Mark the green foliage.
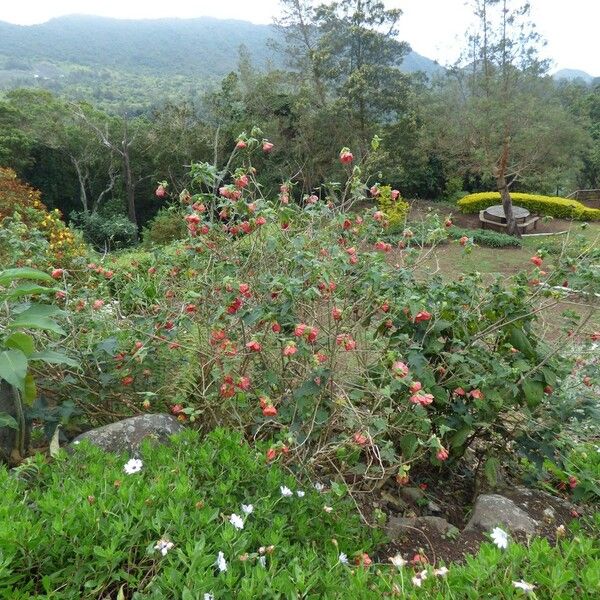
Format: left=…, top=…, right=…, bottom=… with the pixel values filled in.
left=0, top=267, right=77, bottom=459
left=0, top=428, right=382, bottom=598
left=1, top=429, right=599, bottom=598
left=142, top=207, right=188, bottom=247
left=449, top=226, right=523, bottom=248
left=443, top=176, right=468, bottom=203
left=458, top=192, right=600, bottom=221
left=376, top=185, right=409, bottom=227
left=71, top=207, right=138, bottom=250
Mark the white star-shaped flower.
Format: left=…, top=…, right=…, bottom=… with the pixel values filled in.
left=339, top=553, right=349, bottom=564
left=513, top=580, right=536, bottom=594
left=229, top=514, right=244, bottom=530
left=153, top=539, right=174, bottom=556
left=389, top=553, right=407, bottom=568
left=491, top=527, right=509, bottom=549
left=296, top=490, right=305, bottom=498
left=123, top=458, right=143, bottom=475
left=434, top=567, right=449, bottom=577
left=314, top=482, right=325, bottom=492
left=280, top=486, right=293, bottom=497
left=241, top=504, right=254, bottom=515
left=216, top=551, right=227, bottom=572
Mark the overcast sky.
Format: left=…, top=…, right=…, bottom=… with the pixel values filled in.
left=1, top=0, right=598, bottom=75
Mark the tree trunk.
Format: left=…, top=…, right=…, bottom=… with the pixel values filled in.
left=495, top=137, right=520, bottom=237
left=122, top=146, right=139, bottom=242
left=71, top=156, right=88, bottom=213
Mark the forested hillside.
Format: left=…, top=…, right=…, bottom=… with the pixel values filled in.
left=0, top=15, right=443, bottom=112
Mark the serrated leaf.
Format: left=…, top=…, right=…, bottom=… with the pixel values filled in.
left=484, top=456, right=501, bottom=487
left=399, top=433, right=418, bottom=458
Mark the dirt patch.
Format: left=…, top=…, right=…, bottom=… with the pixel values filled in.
left=362, top=474, right=583, bottom=565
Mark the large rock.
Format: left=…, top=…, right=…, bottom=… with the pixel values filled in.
left=465, top=493, right=538, bottom=535
left=71, top=414, right=185, bottom=454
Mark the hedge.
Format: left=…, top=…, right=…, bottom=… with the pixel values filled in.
left=457, top=192, right=600, bottom=221
left=449, top=226, right=522, bottom=248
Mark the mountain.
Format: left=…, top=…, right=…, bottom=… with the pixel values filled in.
left=553, top=69, right=595, bottom=84
left=0, top=15, right=443, bottom=111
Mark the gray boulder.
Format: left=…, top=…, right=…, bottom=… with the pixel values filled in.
left=465, top=493, right=538, bottom=535
left=71, top=414, right=184, bottom=454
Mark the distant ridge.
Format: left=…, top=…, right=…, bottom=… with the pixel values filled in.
left=0, top=14, right=443, bottom=79
left=553, top=69, right=595, bottom=84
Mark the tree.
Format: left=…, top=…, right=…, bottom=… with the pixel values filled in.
left=313, top=0, right=410, bottom=152
left=427, top=0, right=586, bottom=235
left=5, top=89, right=117, bottom=214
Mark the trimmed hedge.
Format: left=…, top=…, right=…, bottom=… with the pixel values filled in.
left=457, top=192, right=600, bottom=221
left=449, top=226, right=522, bottom=248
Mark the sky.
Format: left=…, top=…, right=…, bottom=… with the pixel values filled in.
left=1, top=0, right=598, bottom=75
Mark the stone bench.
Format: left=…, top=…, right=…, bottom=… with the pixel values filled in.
left=479, top=210, right=540, bottom=233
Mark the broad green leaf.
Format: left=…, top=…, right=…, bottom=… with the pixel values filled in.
left=399, top=433, right=418, bottom=459
left=523, top=379, right=544, bottom=408
left=0, top=268, right=54, bottom=285
left=22, top=373, right=37, bottom=405
left=29, top=350, right=79, bottom=368
left=484, top=456, right=501, bottom=487
left=0, top=412, right=18, bottom=429
left=10, top=306, right=66, bottom=335
left=508, top=326, right=535, bottom=358
left=0, top=349, right=28, bottom=390
left=12, top=304, right=64, bottom=319
left=10, top=317, right=66, bottom=336
left=2, top=282, right=58, bottom=300
left=4, top=332, right=35, bottom=356
left=450, top=425, right=472, bottom=449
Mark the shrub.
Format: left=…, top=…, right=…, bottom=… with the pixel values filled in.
left=71, top=208, right=138, bottom=250
left=376, top=185, right=409, bottom=228
left=0, top=167, right=86, bottom=267
left=457, top=192, right=600, bottom=221
left=443, top=176, right=468, bottom=203
left=449, top=226, right=522, bottom=248
left=142, top=206, right=187, bottom=247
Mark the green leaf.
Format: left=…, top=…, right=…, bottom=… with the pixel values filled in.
left=4, top=332, right=35, bottom=356
left=0, top=349, right=28, bottom=390
left=23, top=373, right=37, bottom=405
left=0, top=268, right=54, bottom=286
left=484, top=456, right=501, bottom=487
left=450, top=425, right=472, bottom=449
left=2, top=282, right=57, bottom=300
left=399, top=433, right=418, bottom=459
left=10, top=305, right=66, bottom=335
left=523, top=379, right=544, bottom=408
left=29, top=350, right=79, bottom=368
left=0, top=412, right=18, bottom=429
left=508, top=326, right=535, bottom=358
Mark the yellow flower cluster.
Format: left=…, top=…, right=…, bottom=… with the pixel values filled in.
left=1, top=167, right=87, bottom=262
